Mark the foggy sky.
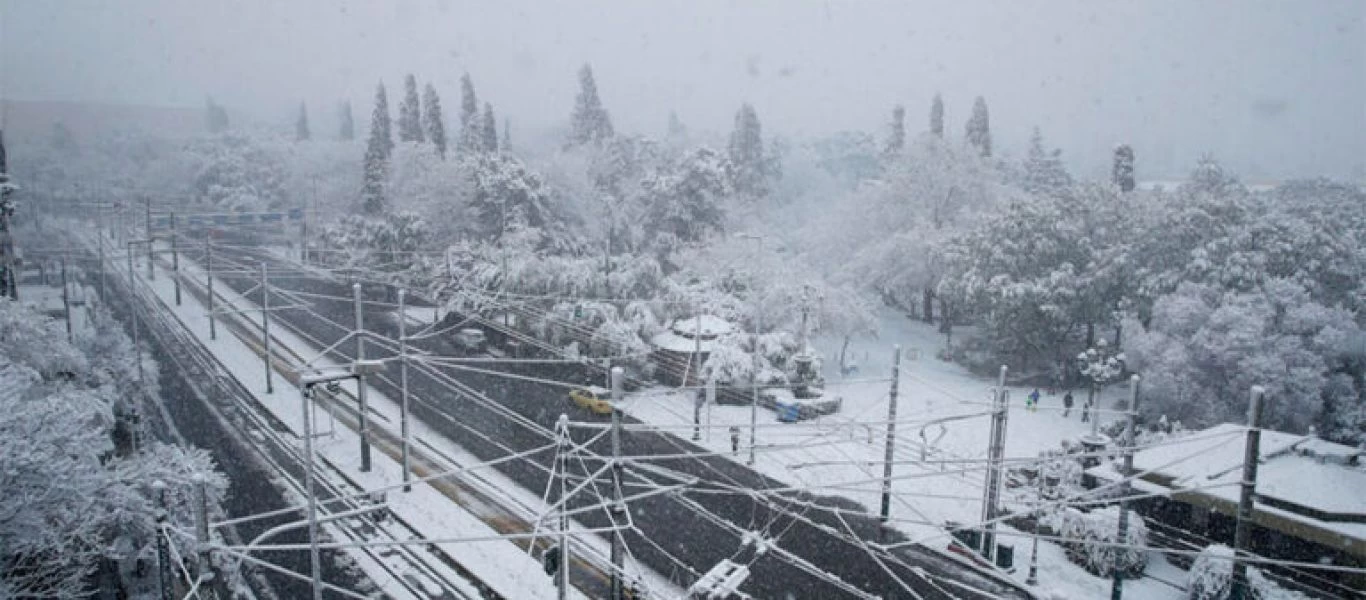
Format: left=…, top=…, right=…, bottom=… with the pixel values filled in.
left=3, top=0, right=1363, bottom=180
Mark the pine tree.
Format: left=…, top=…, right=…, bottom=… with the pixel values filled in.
left=501, top=118, right=511, bottom=153
left=398, top=74, right=424, bottom=143
left=205, top=97, right=229, bottom=133
left=728, top=103, right=768, bottom=197
left=930, top=93, right=944, bottom=138
left=965, top=96, right=991, bottom=157
left=667, top=111, right=686, bottom=140
left=422, top=83, right=446, bottom=158
left=569, top=63, right=614, bottom=145
left=481, top=102, right=498, bottom=153
left=295, top=102, right=310, bottom=141
left=362, top=84, right=391, bottom=214
left=884, top=104, right=906, bottom=156
left=457, top=73, right=481, bottom=154
left=339, top=100, right=355, bottom=141
left=1113, top=144, right=1136, bottom=192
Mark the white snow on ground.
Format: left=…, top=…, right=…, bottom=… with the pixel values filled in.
left=622, top=306, right=1185, bottom=600
left=122, top=242, right=685, bottom=600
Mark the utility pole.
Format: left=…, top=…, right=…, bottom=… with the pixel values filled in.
left=1231, top=386, right=1266, bottom=600
left=354, top=282, right=372, bottom=472
left=609, top=367, right=626, bottom=600
left=152, top=480, right=172, bottom=600
left=145, top=197, right=154, bottom=280
left=979, top=365, right=1009, bottom=562
left=879, top=345, right=902, bottom=537
left=261, top=262, right=273, bottom=394
left=97, top=202, right=106, bottom=300
left=556, top=413, right=572, bottom=600
left=171, top=212, right=180, bottom=306
left=398, top=289, right=412, bottom=492
left=693, top=313, right=703, bottom=441
left=0, top=128, right=14, bottom=301
left=127, top=242, right=144, bottom=385
left=192, top=473, right=212, bottom=588
left=1111, top=374, right=1141, bottom=600
left=60, top=258, right=73, bottom=342
left=300, top=384, right=324, bottom=600
left=741, top=233, right=763, bottom=466
left=206, top=239, right=216, bottom=340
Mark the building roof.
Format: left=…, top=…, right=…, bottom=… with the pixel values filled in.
left=1088, top=423, right=1366, bottom=557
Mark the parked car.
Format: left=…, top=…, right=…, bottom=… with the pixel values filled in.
left=453, top=328, right=487, bottom=352
left=569, top=385, right=613, bottom=415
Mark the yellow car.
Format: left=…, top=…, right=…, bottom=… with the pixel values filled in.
left=569, top=386, right=613, bottom=415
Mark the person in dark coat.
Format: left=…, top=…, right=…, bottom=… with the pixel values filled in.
left=1063, top=391, right=1074, bottom=418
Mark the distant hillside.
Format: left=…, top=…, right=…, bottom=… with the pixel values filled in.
left=0, top=98, right=203, bottom=143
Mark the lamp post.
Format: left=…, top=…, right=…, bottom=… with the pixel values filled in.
left=738, top=233, right=763, bottom=466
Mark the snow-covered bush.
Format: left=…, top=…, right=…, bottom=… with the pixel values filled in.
left=1043, top=505, right=1149, bottom=577
left=1187, top=544, right=1312, bottom=600
left=185, top=133, right=288, bottom=211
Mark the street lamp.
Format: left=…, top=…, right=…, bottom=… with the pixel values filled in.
left=738, top=233, right=763, bottom=466
left=297, top=360, right=385, bottom=600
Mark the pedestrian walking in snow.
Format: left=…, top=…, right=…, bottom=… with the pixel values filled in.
left=1081, top=395, right=1092, bottom=422
left=1063, top=391, right=1074, bottom=418
left=1027, top=388, right=1041, bottom=412
left=729, top=426, right=741, bottom=455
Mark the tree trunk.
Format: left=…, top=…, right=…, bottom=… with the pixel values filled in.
left=1086, top=321, right=1096, bottom=348
left=923, top=288, right=935, bottom=324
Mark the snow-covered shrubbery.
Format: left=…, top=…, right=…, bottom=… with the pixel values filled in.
left=1041, top=505, right=1149, bottom=578
left=0, top=299, right=228, bottom=597
left=1187, top=544, right=1312, bottom=600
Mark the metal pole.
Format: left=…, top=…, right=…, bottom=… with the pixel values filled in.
left=171, top=212, right=180, bottom=306
left=301, top=385, right=324, bottom=600
left=398, top=289, right=412, bottom=492
left=60, top=258, right=73, bottom=342
left=1026, top=470, right=1041, bottom=585
left=879, top=345, right=902, bottom=533
left=128, top=245, right=143, bottom=386
left=97, top=203, right=106, bottom=301
left=1111, top=374, right=1141, bottom=600
left=557, top=413, right=571, bottom=600
left=693, top=313, right=703, bottom=441
left=980, top=365, right=1009, bottom=561
left=1230, top=386, right=1266, bottom=600
left=192, top=473, right=212, bottom=585
left=748, top=290, right=760, bottom=466
left=152, top=480, right=172, bottom=600
left=145, top=197, right=154, bottom=280
left=206, top=239, right=216, bottom=341
left=610, top=367, right=625, bottom=600
left=354, top=282, right=372, bottom=472
left=261, top=262, right=273, bottom=394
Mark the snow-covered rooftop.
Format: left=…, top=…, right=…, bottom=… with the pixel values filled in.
left=650, top=314, right=735, bottom=353
left=1090, top=423, right=1366, bottom=550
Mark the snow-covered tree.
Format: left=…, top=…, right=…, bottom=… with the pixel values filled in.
left=398, top=74, right=425, bottom=143
left=481, top=102, right=498, bottom=153
left=457, top=73, right=481, bottom=154
left=1042, top=505, right=1148, bottom=578
left=501, top=118, right=511, bottom=153
left=422, top=83, right=447, bottom=158
left=728, top=103, right=769, bottom=197
left=964, top=96, right=991, bottom=157
left=318, top=211, right=434, bottom=288
left=185, top=134, right=287, bottom=211
left=569, top=63, right=614, bottom=146
left=929, top=93, right=944, bottom=137
left=884, top=105, right=906, bottom=157
left=1187, top=544, right=1312, bottom=600
left=1021, top=127, right=1072, bottom=197
left=1112, top=144, right=1135, bottom=192
left=339, top=99, right=355, bottom=141
left=205, top=97, right=229, bottom=133
left=295, top=102, right=310, bottom=141
left=362, top=83, right=392, bottom=214
left=640, top=146, right=732, bottom=245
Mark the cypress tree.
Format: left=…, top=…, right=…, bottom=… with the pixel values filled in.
left=457, top=73, right=481, bottom=153
left=930, top=93, right=944, bottom=138
left=965, top=96, right=991, bottom=157
left=501, top=118, right=511, bottom=153
left=884, top=104, right=906, bottom=156
left=1113, top=144, right=1136, bottom=192
left=362, top=83, right=391, bottom=214
left=339, top=100, right=355, bottom=141
left=728, top=103, right=767, bottom=197
left=569, top=64, right=614, bottom=145
left=481, top=102, right=498, bottom=153
left=296, top=102, right=310, bottom=141
left=422, top=83, right=447, bottom=158
left=398, top=74, right=424, bottom=143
